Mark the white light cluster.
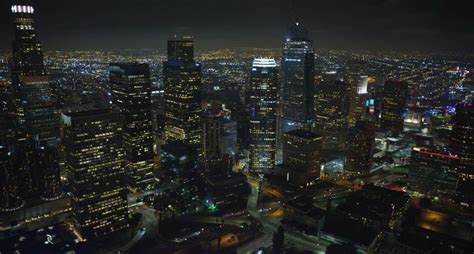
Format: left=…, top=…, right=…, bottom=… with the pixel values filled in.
left=252, top=58, right=277, bottom=68
left=11, top=5, right=34, bottom=14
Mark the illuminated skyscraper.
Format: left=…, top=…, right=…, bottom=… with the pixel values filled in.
left=1, top=1, right=61, bottom=211
left=9, top=0, right=59, bottom=147
left=110, top=63, right=155, bottom=192
left=345, top=121, right=376, bottom=177
left=249, top=58, right=278, bottom=174
left=163, top=36, right=202, bottom=145
left=450, top=103, right=474, bottom=208
left=277, top=20, right=315, bottom=163
left=344, top=58, right=369, bottom=127
left=380, top=81, right=408, bottom=134
left=63, top=109, right=129, bottom=240
left=313, top=77, right=350, bottom=153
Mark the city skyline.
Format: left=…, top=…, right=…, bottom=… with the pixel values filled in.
left=1, top=0, right=474, bottom=52
left=1, top=0, right=473, bottom=253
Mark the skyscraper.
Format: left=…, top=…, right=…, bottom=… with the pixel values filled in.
left=9, top=0, right=59, bottom=147
left=282, top=129, right=322, bottom=186
left=63, top=109, right=129, bottom=240
left=2, top=1, right=62, bottom=210
left=409, top=147, right=459, bottom=201
left=344, top=58, right=369, bottom=127
left=0, top=135, right=25, bottom=211
left=380, top=81, right=408, bottom=134
left=313, top=77, right=351, bottom=153
left=278, top=20, right=315, bottom=163
left=163, top=36, right=202, bottom=145
left=450, top=103, right=474, bottom=208
left=110, top=63, right=155, bottom=192
left=36, top=141, right=62, bottom=201
left=249, top=58, right=278, bottom=174
left=202, top=106, right=237, bottom=159
left=345, top=121, right=376, bottom=177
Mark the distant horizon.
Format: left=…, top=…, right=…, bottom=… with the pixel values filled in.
left=1, top=46, right=474, bottom=55
left=1, top=0, right=474, bottom=53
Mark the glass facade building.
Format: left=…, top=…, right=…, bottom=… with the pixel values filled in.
left=278, top=21, right=315, bottom=163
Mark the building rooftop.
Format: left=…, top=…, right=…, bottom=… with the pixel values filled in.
left=285, top=129, right=321, bottom=140
left=252, top=58, right=277, bottom=68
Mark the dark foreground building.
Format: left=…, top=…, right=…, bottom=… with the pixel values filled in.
left=450, top=103, right=474, bottom=208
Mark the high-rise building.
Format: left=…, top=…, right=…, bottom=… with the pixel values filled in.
left=380, top=81, right=408, bottom=134
left=1, top=1, right=62, bottom=211
left=163, top=36, right=202, bottom=145
left=278, top=20, right=315, bottom=163
left=63, top=109, right=129, bottom=240
left=160, top=141, right=203, bottom=216
left=249, top=59, right=278, bottom=174
left=167, top=36, right=194, bottom=62
left=345, top=121, right=376, bottom=177
left=344, top=59, right=369, bottom=127
left=0, top=135, right=62, bottom=210
left=202, top=106, right=237, bottom=159
left=0, top=135, right=24, bottom=211
left=450, top=103, right=474, bottom=208
left=36, top=141, right=62, bottom=201
left=282, top=129, right=322, bottom=185
left=409, top=147, right=459, bottom=200
left=110, top=63, right=155, bottom=192
left=313, top=77, right=350, bottom=153
left=9, top=0, right=59, bottom=147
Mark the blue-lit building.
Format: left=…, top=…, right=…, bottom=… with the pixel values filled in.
left=277, top=20, right=315, bottom=163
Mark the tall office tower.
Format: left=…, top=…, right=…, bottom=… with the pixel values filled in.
left=110, top=63, right=155, bottom=192
left=249, top=59, right=278, bottom=174
left=202, top=106, right=237, bottom=159
left=345, top=121, right=376, bottom=177
left=380, top=81, right=408, bottom=134
left=409, top=147, right=459, bottom=201
left=36, top=141, right=62, bottom=200
left=163, top=35, right=202, bottom=146
left=282, top=130, right=321, bottom=186
left=313, top=78, right=350, bottom=153
left=0, top=136, right=24, bottom=211
left=9, top=1, right=59, bottom=147
left=450, top=103, right=474, bottom=208
left=63, top=110, right=129, bottom=240
left=344, top=59, right=369, bottom=127
left=278, top=20, right=315, bottom=163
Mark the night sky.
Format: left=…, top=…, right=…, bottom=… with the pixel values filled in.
left=1, top=0, right=473, bottom=51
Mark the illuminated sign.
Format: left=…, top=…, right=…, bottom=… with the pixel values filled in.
left=11, top=5, right=34, bottom=14
left=284, top=58, right=302, bottom=62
